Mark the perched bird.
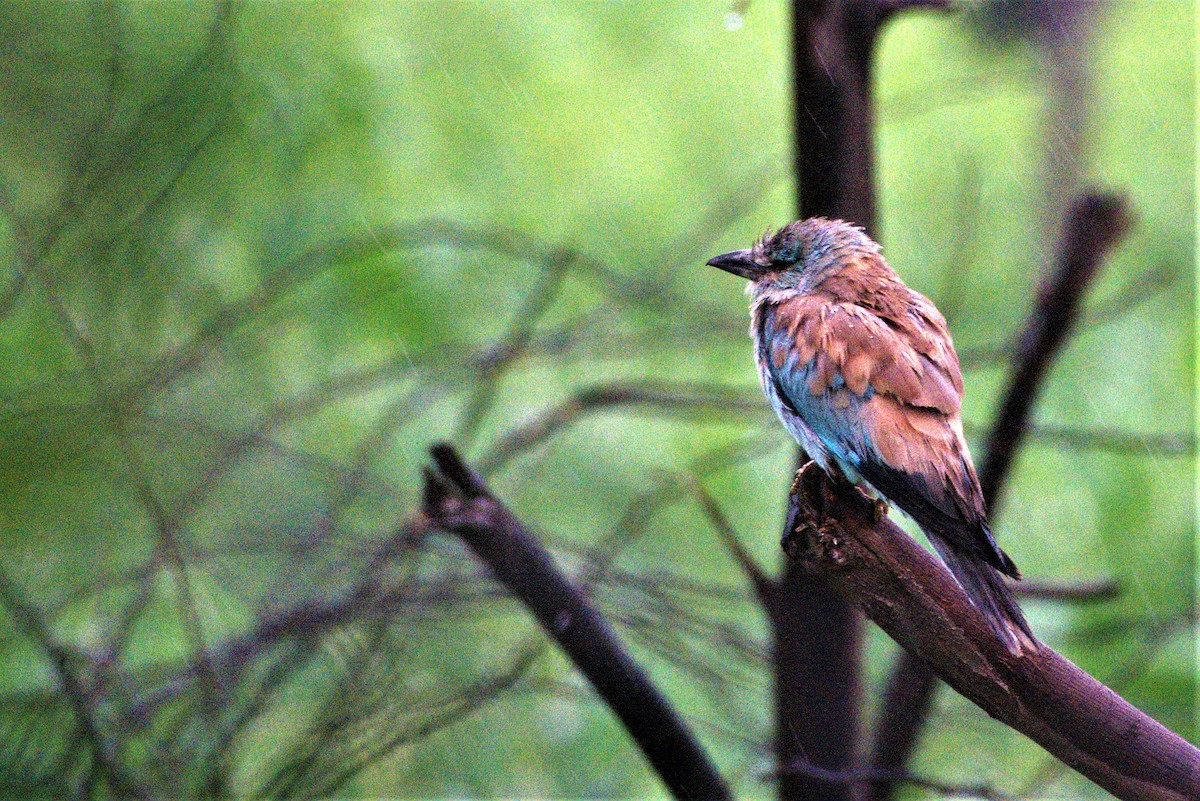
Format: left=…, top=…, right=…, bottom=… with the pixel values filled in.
left=708, top=218, right=1033, bottom=652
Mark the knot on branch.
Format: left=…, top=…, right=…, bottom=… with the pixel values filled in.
left=782, top=461, right=878, bottom=572
left=421, top=442, right=505, bottom=542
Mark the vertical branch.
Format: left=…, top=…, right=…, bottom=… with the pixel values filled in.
left=865, top=648, right=938, bottom=801
left=792, top=1, right=875, bottom=228
left=780, top=2, right=946, bottom=798
left=771, top=561, right=862, bottom=801
left=782, top=2, right=869, bottom=796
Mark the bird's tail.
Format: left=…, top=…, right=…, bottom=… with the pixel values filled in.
left=927, top=535, right=1036, bottom=655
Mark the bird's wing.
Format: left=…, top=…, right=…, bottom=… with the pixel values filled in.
left=761, top=295, right=1014, bottom=573
left=762, top=292, right=962, bottom=409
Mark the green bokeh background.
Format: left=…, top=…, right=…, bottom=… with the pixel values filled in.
left=0, top=1, right=1193, bottom=798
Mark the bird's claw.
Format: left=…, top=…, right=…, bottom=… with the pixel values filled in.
left=856, top=490, right=889, bottom=523
left=789, top=460, right=823, bottom=495
left=788, top=466, right=805, bottom=497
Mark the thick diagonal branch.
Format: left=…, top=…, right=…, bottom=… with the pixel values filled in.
left=790, top=466, right=1200, bottom=801
left=421, top=444, right=731, bottom=801
left=869, top=192, right=1131, bottom=800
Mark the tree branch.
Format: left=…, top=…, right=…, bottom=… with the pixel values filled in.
left=788, top=465, right=1200, bottom=801
left=1016, top=577, right=1120, bottom=602
left=0, top=566, right=147, bottom=799
left=784, top=3, right=950, bottom=797
left=979, top=193, right=1132, bottom=507
left=869, top=191, right=1132, bottom=800
left=421, top=444, right=732, bottom=801
left=964, top=420, right=1196, bottom=458
left=867, top=649, right=937, bottom=801
left=781, top=759, right=1017, bottom=801
left=475, top=380, right=764, bottom=476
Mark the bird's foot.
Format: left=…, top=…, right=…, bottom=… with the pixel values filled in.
left=783, top=461, right=824, bottom=557
left=789, top=463, right=811, bottom=497
left=783, top=462, right=865, bottom=568
left=854, top=487, right=889, bottom=523
left=873, top=497, right=889, bottom=523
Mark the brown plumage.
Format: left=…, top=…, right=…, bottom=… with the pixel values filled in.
left=709, top=218, right=1033, bottom=652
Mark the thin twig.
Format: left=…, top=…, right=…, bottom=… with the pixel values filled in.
left=1016, top=578, right=1120, bottom=602
left=1017, top=423, right=1194, bottom=458
left=0, top=566, right=146, bottom=799
left=577, top=433, right=779, bottom=589
left=780, top=759, right=1017, bottom=801
left=453, top=249, right=574, bottom=447
left=477, top=380, right=764, bottom=476
left=957, top=258, right=1174, bottom=370
left=688, top=476, right=772, bottom=603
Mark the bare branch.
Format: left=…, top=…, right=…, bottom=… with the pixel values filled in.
left=422, top=444, right=732, bottom=801
left=781, top=759, right=1017, bottom=801
left=688, top=477, right=773, bottom=603
left=1016, top=423, right=1195, bottom=458
left=867, top=651, right=938, bottom=801
left=476, top=380, right=764, bottom=476
left=774, top=470, right=864, bottom=801
left=453, top=249, right=573, bottom=447
left=577, top=433, right=780, bottom=589
left=870, top=192, right=1133, bottom=800
left=957, top=257, right=1176, bottom=371
left=788, top=467, right=1200, bottom=801
left=979, top=193, right=1132, bottom=508
left=870, top=575, right=1118, bottom=798
left=1016, top=577, right=1121, bottom=602
left=1017, top=612, right=1194, bottom=798
left=786, top=0, right=902, bottom=789
left=0, top=566, right=147, bottom=799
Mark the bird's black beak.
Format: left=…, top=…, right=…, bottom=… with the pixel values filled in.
left=706, top=248, right=766, bottom=280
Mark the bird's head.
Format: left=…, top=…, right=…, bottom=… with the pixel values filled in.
left=707, top=217, right=879, bottom=296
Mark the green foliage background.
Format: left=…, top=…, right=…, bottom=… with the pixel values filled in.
left=0, top=1, right=1193, bottom=798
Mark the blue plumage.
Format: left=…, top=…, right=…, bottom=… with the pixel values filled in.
left=758, top=303, right=873, bottom=484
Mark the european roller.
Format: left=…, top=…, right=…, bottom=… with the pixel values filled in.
left=708, top=218, right=1033, bottom=652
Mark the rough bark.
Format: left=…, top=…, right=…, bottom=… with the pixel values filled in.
left=788, top=464, right=1200, bottom=801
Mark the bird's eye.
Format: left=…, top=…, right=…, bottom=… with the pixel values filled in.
left=771, top=245, right=801, bottom=265
left=768, top=234, right=805, bottom=264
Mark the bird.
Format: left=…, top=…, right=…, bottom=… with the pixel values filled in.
left=707, top=217, right=1034, bottom=653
